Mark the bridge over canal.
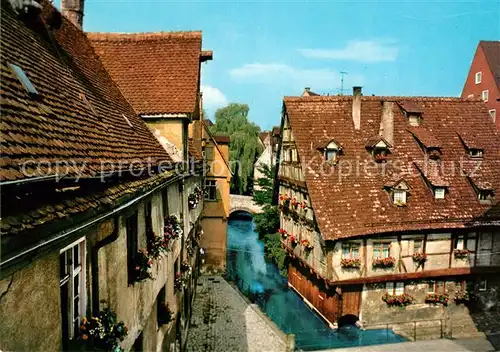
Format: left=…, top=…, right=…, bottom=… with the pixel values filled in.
left=229, top=194, right=263, bottom=215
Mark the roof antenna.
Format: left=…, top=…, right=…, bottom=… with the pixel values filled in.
left=339, top=71, right=348, bottom=96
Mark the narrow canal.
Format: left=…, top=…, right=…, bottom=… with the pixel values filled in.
left=225, top=213, right=407, bottom=351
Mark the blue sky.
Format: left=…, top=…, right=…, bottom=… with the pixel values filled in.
left=80, top=0, right=499, bottom=130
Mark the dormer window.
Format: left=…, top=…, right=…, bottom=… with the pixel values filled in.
left=469, top=148, right=483, bottom=159
left=366, top=136, right=391, bottom=163
left=386, top=179, right=410, bottom=206
left=399, top=101, right=423, bottom=127
left=317, top=139, right=342, bottom=165
left=467, top=176, right=495, bottom=204
left=478, top=190, right=494, bottom=202
left=434, top=187, right=446, bottom=199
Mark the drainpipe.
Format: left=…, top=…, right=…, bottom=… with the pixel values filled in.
left=91, top=217, right=119, bottom=315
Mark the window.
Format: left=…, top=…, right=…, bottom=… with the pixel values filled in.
left=325, top=148, right=337, bottom=162
left=126, top=212, right=139, bottom=284
left=408, top=114, right=421, bottom=127
left=8, top=63, right=38, bottom=96
left=478, top=278, right=487, bottom=292
left=373, top=242, right=390, bottom=259
left=434, top=187, right=446, bottom=199
left=205, top=180, right=217, bottom=200
left=145, top=201, right=153, bottom=231
left=475, top=72, right=482, bottom=84
left=204, top=146, right=214, bottom=161
left=469, top=148, right=483, bottom=158
left=393, top=189, right=407, bottom=205
left=489, top=109, right=496, bottom=122
left=478, top=190, right=494, bottom=201
left=455, top=235, right=465, bottom=250
left=162, top=189, right=169, bottom=217
left=342, top=243, right=360, bottom=259
left=482, top=90, right=489, bottom=102
left=413, top=239, right=423, bottom=253
left=60, top=238, right=86, bottom=347
left=428, top=280, right=445, bottom=293
left=467, top=94, right=474, bottom=99
left=386, top=282, right=404, bottom=295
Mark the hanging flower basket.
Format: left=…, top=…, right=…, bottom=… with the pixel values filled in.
left=181, top=262, right=192, bottom=275
left=453, top=249, right=469, bottom=259
left=147, top=229, right=170, bottom=260
left=301, top=239, right=314, bottom=250
left=412, top=252, right=428, bottom=263
left=382, top=293, right=414, bottom=307
left=372, top=256, right=396, bottom=268
left=425, top=293, right=449, bottom=305
left=291, top=198, right=298, bottom=207
left=289, top=236, right=298, bottom=246
left=133, top=249, right=154, bottom=282
left=341, top=258, right=361, bottom=268
left=299, top=201, right=308, bottom=209
left=79, top=307, right=128, bottom=351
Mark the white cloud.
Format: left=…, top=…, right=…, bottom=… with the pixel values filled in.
left=299, top=40, right=399, bottom=62
left=201, top=85, right=228, bottom=110
left=229, top=63, right=363, bottom=91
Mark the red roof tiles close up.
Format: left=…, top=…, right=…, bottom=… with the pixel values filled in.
left=88, top=31, right=206, bottom=116
left=282, top=96, right=500, bottom=240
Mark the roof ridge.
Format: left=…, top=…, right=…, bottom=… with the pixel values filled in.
left=283, top=96, right=484, bottom=102
left=87, top=31, right=202, bottom=42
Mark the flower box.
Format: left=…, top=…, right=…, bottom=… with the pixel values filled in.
left=454, top=290, right=471, bottom=304
left=341, top=258, right=361, bottom=268
left=425, top=293, right=449, bottom=305
left=372, top=256, right=396, bottom=268
left=453, top=249, right=469, bottom=259
left=301, top=239, right=314, bottom=250
left=133, top=249, right=153, bottom=282
left=382, top=293, right=414, bottom=307
left=79, top=307, right=128, bottom=351
left=164, top=215, right=182, bottom=240
left=412, top=252, right=427, bottom=263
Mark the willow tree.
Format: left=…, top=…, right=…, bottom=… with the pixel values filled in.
left=210, top=103, right=262, bottom=194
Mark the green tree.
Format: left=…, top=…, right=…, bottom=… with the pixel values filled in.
left=210, top=103, right=263, bottom=194
left=253, top=164, right=275, bottom=206
left=253, top=205, right=279, bottom=237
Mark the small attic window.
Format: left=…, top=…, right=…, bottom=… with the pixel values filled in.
left=478, top=190, right=494, bottom=202
left=122, top=114, right=133, bottom=128
left=325, top=141, right=340, bottom=163
left=366, top=137, right=391, bottom=163
left=469, top=148, right=483, bottom=159
left=434, top=187, right=446, bottom=199
left=393, top=189, right=407, bottom=205
left=408, top=114, right=421, bottom=127
left=399, top=101, right=423, bottom=127
left=8, top=63, right=38, bottom=96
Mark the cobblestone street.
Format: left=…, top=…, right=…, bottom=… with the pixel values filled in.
left=186, top=275, right=287, bottom=352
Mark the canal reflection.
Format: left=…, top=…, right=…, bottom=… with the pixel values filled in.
left=226, top=214, right=407, bottom=351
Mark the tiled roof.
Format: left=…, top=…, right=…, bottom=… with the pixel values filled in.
left=88, top=31, right=203, bottom=115
left=188, top=138, right=203, bottom=161
left=480, top=41, right=500, bottom=90
left=0, top=1, right=171, bottom=182
left=283, top=96, right=500, bottom=240
left=214, top=135, right=230, bottom=144
left=259, top=131, right=270, bottom=143
left=408, top=127, right=441, bottom=149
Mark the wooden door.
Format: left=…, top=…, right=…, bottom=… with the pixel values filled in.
left=340, top=285, right=362, bottom=317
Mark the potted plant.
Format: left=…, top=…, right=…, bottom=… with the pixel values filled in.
left=372, top=256, right=396, bottom=268
left=181, top=262, right=192, bottom=275
left=134, top=249, right=154, bottom=282
left=289, top=235, right=298, bottom=246
left=382, top=292, right=414, bottom=307
left=453, top=249, right=469, bottom=259
left=291, top=198, right=298, bottom=208
left=301, top=239, right=314, bottom=250
left=300, top=201, right=308, bottom=209
left=454, top=290, right=471, bottom=304
left=164, top=215, right=182, bottom=240
left=341, top=258, right=361, bottom=268
left=147, top=230, right=170, bottom=260
left=174, top=272, right=185, bottom=292
left=188, top=193, right=198, bottom=209
left=79, top=307, right=128, bottom=351
left=412, top=252, right=428, bottom=264
left=425, top=292, right=449, bottom=305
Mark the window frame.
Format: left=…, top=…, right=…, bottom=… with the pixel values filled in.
left=59, top=237, right=86, bottom=345
left=489, top=109, right=496, bottom=123
left=385, top=281, right=405, bottom=296
left=393, top=189, right=407, bottom=205
left=205, top=179, right=217, bottom=201
left=475, top=71, right=482, bottom=84
left=428, top=280, right=446, bottom=294
left=434, top=187, right=446, bottom=199
left=413, top=238, right=423, bottom=254
left=373, top=242, right=391, bottom=259
left=342, top=242, right=360, bottom=259
left=482, top=89, right=489, bottom=102
left=8, top=63, right=39, bottom=96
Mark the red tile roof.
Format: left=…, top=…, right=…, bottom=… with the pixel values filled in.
left=214, top=134, right=230, bottom=144
left=88, top=31, right=204, bottom=115
left=480, top=41, right=500, bottom=90
left=0, top=1, right=171, bottom=182
left=408, top=127, right=441, bottom=149
left=283, top=96, right=500, bottom=240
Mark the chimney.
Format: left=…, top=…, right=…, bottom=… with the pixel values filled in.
left=61, top=0, right=84, bottom=29
left=305, top=87, right=311, bottom=92
left=352, top=86, right=362, bottom=130
left=380, top=101, right=394, bottom=145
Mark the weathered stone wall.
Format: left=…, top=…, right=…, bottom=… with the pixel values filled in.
left=0, top=251, right=62, bottom=351
left=200, top=217, right=227, bottom=273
